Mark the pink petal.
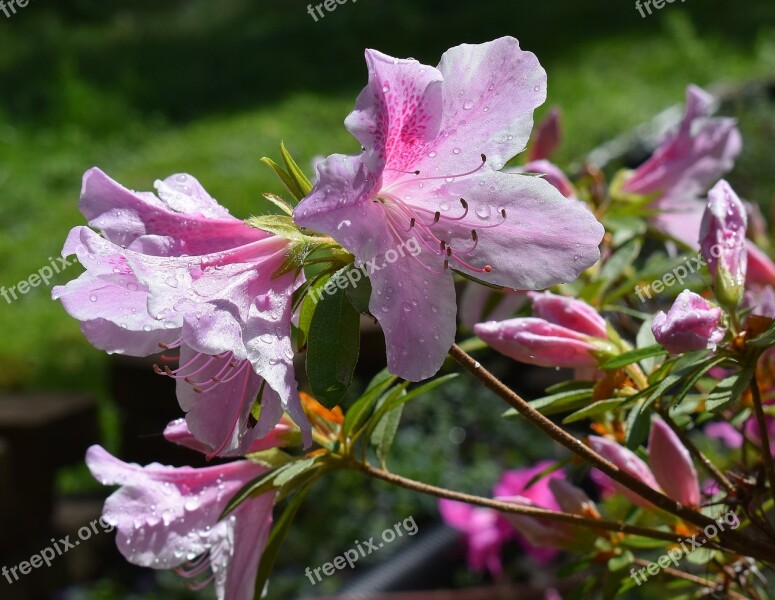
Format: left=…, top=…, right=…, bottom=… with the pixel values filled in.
left=528, top=107, right=562, bottom=162
left=588, top=436, right=660, bottom=509
left=648, top=419, right=700, bottom=506
left=527, top=291, right=607, bottom=338
left=705, top=422, right=744, bottom=449
left=476, top=318, right=599, bottom=368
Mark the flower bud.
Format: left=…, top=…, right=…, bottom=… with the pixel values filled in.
left=651, top=290, right=725, bottom=354
left=588, top=436, right=659, bottom=508
left=700, top=180, right=748, bottom=308
left=519, top=160, right=575, bottom=198
left=528, top=291, right=608, bottom=338
left=475, top=318, right=600, bottom=368
left=648, top=419, right=700, bottom=507
left=528, top=107, right=562, bottom=161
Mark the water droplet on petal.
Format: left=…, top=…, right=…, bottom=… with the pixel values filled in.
left=463, top=100, right=474, bottom=110
left=89, top=294, right=98, bottom=302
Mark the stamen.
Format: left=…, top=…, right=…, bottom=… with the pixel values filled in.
left=433, top=211, right=440, bottom=224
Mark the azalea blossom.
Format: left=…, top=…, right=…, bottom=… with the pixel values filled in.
left=700, top=179, right=748, bottom=307
left=86, top=445, right=275, bottom=600
left=53, top=169, right=311, bottom=455
left=623, top=85, right=742, bottom=249
left=651, top=290, right=725, bottom=354
left=294, top=37, right=604, bottom=381
left=475, top=291, right=609, bottom=368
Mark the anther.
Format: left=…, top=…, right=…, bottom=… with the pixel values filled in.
left=440, top=240, right=446, bottom=251
left=484, top=265, right=493, bottom=272
left=501, top=208, right=507, bottom=218
left=471, top=230, right=478, bottom=242
left=433, top=211, right=441, bottom=224
left=153, top=364, right=164, bottom=375
left=444, top=259, right=449, bottom=270
left=460, top=198, right=468, bottom=210
left=481, top=154, right=487, bottom=163
left=410, top=218, right=416, bottom=228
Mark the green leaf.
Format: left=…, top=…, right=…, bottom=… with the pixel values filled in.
left=563, top=398, right=625, bottom=424
left=261, top=193, right=294, bottom=216
left=607, top=550, right=634, bottom=572
left=280, top=142, right=313, bottom=199
left=343, top=266, right=372, bottom=315
left=273, top=457, right=318, bottom=487
left=510, top=388, right=593, bottom=417
left=306, top=268, right=362, bottom=408
left=671, top=355, right=729, bottom=407
left=254, top=483, right=314, bottom=596
left=245, top=448, right=294, bottom=469
left=261, top=156, right=305, bottom=201
left=747, top=320, right=775, bottom=348
left=602, top=345, right=667, bottom=370
left=383, top=373, right=458, bottom=413
left=221, top=466, right=285, bottom=518
left=371, top=403, right=404, bottom=468
left=626, top=399, right=653, bottom=449
left=706, top=369, right=753, bottom=412
left=342, top=369, right=396, bottom=437
left=297, top=273, right=333, bottom=348
left=246, top=215, right=308, bottom=243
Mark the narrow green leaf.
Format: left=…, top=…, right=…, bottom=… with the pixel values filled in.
left=261, top=156, right=304, bottom=201
left=706, top=369, right=753, bottom=412
left=371, top=404, right=404, bottom=468
left=748, top=320, right=775, bottom=348
left=342, top=371, right=396, bottom=437
left=602, top=345, right=667, bottom=370
left=273, top=457, right=318, bottom=487
left=261, top=193, right=294, bottom=216
left=280, top=142, right=313, bottom=199
left=599, top=238, right=642, bottom=299
left=563, top=398, right=625, bottom=424
left=510, top=389, right=593, bottom=417
left=306, top=268, right=361, bottom=408
left=246, top=215, right=307, bottom=242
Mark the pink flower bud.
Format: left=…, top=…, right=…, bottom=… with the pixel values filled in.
left=528, top=107, right=562, bottom=161
left=528, top=291, right=608, bottom=338
left=651, top=290, right=725, bottom=354
left=648, top=419, right=700, bottom=507
left=548, top=479, right=600, bottom=519
left=700, top=180, right=748, bottom=307
left=588, top=436, right=659, bottom=509
left=746, top=241, right=775, bottom=289
left=475, top=318, right=600, bottom=368
left=519, top=160, right=575, bottom=198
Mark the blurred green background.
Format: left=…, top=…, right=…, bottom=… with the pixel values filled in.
left=0, top=0, right=774, bottom=598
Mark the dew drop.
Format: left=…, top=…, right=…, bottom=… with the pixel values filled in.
left=463, top=100, right=474, bottom=110
left=452, top=147, right=461, bottom=155
left=89, top=294, right=97, bottom=302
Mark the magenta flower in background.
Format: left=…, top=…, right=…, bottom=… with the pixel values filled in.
left=700, top=180, right=748, bottom=306
left=438, top=499, right=510, bottom=577
left=53, top=169, right=311, bottom=455
left=651, top=290, right=725, bottom=354
left=294, top=37, right=604, bottom=381
left=648, top=419, right=700, bottom=507
left=86, top=446, right=275, bottom=600
left=497, top=476, right=598, bottom=557
left=746, top=241, right=775, bottom=289
left=705, top=422, right=744, bottom=449
left=475, top=292, right=608, bottom=368
left=528, top=107, right=562, bottom=161
left=622, top=85, right=742, bottom=249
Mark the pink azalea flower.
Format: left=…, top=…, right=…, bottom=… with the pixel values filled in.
left=475, top=292, right=608, bottom=368
left=294, top=37, right=604, bottom=381
left=86, top=445, right=275, bottom=600
left=705, top=422, right=744, bottom=449
left=53, top=169, right=311, bottom=455
left=651, top=290, right=725, bottom=354
left=497, top=477, right=598, bottom=558
left=623, top=85, right=742, bottom=249
left=648, top=419, right=700, bottom=506
left=438, top=499, right=510, bottom=577
left=528, top=107, right=562, bottom=161
left=746, top=242, right=775, bottom=289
